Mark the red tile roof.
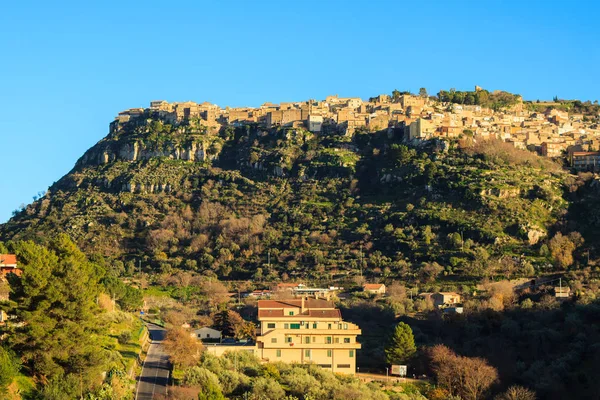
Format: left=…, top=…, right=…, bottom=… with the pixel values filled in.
left=258, top=308, right=341, bottom=319
left=258, top=299, right=334, bottom=309
left=363, top=283, right=384, bottom=290
left=0, top=254, right=17, bottom=266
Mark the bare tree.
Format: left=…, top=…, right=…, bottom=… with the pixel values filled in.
left=163, top=327, right=204, bottom=368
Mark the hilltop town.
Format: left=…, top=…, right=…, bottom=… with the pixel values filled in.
left=112, top=87, right=600, bottom=170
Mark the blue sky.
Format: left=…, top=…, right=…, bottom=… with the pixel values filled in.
left=0, top=0, right=598, bottom=223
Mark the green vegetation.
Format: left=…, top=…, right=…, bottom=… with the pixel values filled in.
left=0, top=237, right=145, bottom=398
left=171, top=351, right=397, bottom=400
left=385, top=322, right=416, bottom=365
left=3, top=119, right=589, bottom=288
left=3, top=106, right=600, bottom=399
left=437, top=88, right=521, bottom=110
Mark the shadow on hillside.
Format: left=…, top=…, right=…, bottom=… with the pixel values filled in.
left=344, top=298, right=600, bottom=400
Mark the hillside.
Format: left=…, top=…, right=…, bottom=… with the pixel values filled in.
left=2, top=104, right=590, bottom=284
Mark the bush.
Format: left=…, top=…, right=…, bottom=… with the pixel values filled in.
left=117, top=331, right=132, bottom=345
left=251, top=377, right=285, bottom=400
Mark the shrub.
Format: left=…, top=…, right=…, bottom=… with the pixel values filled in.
left=117, top=331, right=132, bottom=345
left=251, top=377, right=285, bottom=400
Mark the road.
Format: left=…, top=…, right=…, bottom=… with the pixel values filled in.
left=136, top=323, right=170, bottom=400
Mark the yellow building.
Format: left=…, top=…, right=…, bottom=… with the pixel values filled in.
left=256, top=298, right=361, bottom=374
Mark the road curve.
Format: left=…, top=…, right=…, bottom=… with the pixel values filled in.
left=135, top=323, right=170, bottom=400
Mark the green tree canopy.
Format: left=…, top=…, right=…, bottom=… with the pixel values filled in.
left=10, top=235, right=107, bottom=384
left=385, top=322, right=416, bottom=365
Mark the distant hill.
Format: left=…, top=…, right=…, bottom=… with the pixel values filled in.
left=2, top=98, right=598, bottom=283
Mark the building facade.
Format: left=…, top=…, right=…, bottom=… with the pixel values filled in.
left=256, top=298, right=361, bottom=374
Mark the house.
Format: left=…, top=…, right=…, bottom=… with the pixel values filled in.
left=362, top=283, right=386, bottom=295
left=273, top=283, right=304, bottom=293
left=0, top=254, right=20, bottom=277
left=256, top=298, right=361, bottom=374
left=541, top=141, right=567, bottom=158
left=569, top=150, right=600, bottom=171
left=192, top=327, right=222, bottom=341
left=408, top=118, right=436, bottom=140
left=308, top=115, right=324, bottom=132
left=432, top=292, right=461, bottom=308
left=248, top=289, right=272, bottom=299
left=554, top=286, right=571, bottom=298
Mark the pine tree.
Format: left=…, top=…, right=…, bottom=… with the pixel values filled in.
left=385, top=322, right=416, bottom=364
left=11, top=235, right=106, bottom=384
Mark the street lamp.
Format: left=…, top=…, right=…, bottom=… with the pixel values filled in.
left=386, top=367, right=389, bottom=383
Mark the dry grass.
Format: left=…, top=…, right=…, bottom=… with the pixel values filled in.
left=464, top=139, right=561, bottom=172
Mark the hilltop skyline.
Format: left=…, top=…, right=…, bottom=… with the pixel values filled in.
left=1, top=0, right=600, bottom=222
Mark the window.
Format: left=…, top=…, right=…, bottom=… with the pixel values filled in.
left=327, top=349, right=332, bottom=357
left=343, top=323, right=348, bottom=330
left=276, top=350, right=281, bottom=357
left=318, top=364, right=332, bottom=368
left=344, top=338, right=350, bottom=343
left=312, top=336, right=316, bottom=343
left=271, top=338, right=277, bottom=343
left=338, top=324, right=342, bottom=329
left=326, top=337, right=332, bottom=344
left=284, top=323, right=289, bottom=329
left=328, top=324, right=332, bottom=330
left=286, top=337, right=292, bottom=343
left=290, top=323, right=301, bottom=329
left=312, top=323, right=317, bottom=329
left=305, top=349, right=311, bottom=358
left=289, top=311, right=294, bottom=316
left=349, top=350, right=354, bottom=358
left=306, top=323, right=310, bottom=329
left=335, top=337, right=340, bottom=344
left=267, top=323, right=276, bottom=329
left=305, top=336, right=310, bottom=344
left=337, top=364, right=351, bottom=368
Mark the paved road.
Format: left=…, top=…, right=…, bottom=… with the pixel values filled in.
left=136, top=323, right=170, bottom=400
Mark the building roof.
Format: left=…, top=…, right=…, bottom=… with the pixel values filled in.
left=258, top=299, right=334, bottom=309
left=436, top=292, right=461, bottom=297
left=0, top=255, right=17, bottom=266
left=362, top=283, right=385, bottom=290
left=258, top=308, right=341, bottom=319
left=274, top=283, right=303, bottom=289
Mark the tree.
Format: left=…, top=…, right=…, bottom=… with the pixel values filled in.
left=419, top=87, right=428, bottom=98
left=385, top=322, right=416, bottom=364
left=0, top=346, right=19, bottom=394
left=183, top=367, right=225, bottom=400
left=11, top=236, right=106, bottom=385
left=387, top=281, right=407, bottom=302
left=251, top=377, right=285, bottom=400
left=213, top=310, right=254, bottom=339
left=429, top=345, right=498, bottom=400
left=495, top=386, right=537, bottom=400
left=419, top=262, right=444, bottom=283
left=548, top=232, right=576, bottom=269
left=163, top=327, right=203, bottom=368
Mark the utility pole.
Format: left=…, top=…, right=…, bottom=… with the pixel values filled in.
left=359, top=244, right=364, bottom=278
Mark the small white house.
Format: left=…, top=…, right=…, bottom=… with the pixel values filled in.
left=192, top=327, right=222, bottom=341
